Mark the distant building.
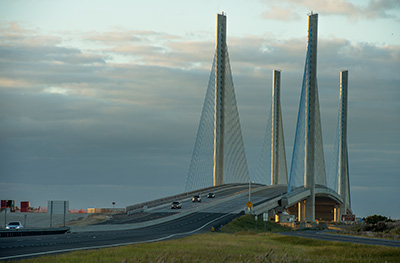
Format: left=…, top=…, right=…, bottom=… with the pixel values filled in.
left=87, top=208, right=125, bottom=213
left=1, top=200, right=15, bottom=212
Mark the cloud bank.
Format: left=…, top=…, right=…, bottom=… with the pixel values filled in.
left=0, top=19, right=399, bottom=217
left=262, top=0, right=400, bottom=21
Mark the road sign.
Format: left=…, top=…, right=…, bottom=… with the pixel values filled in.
left=246, top=201, right=253, bottom=208
left=342, top=214, right=355, bottom=222
left=263, top=213, right=268, bottom=221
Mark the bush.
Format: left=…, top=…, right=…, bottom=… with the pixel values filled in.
left=364, top=214, right=388, bottom=224
left=374, top=222, right=388, bottom=232
left=362, top=224, right=373, bottom=232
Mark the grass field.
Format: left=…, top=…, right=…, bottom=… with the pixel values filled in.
left=10, top=215, right=400, bottom=263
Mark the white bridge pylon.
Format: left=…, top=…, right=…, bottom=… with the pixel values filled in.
left=285, top=13, right=352, bottom=221
left=184, top=13, right=250, bottom=192
left=271, top=70, right=288, bottom=186
left=286, top=12, right=328, bottom=222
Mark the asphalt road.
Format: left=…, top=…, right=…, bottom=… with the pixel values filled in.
left=0, top=184, right=262, bottom=261
left=280, top=230, right=400, bottom=248
left=2, top=184, right=397, bottom=261
left=0, top=212, right=240, bottom=261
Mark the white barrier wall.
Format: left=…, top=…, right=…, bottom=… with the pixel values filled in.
left=47, top=200, right=69, bottom=214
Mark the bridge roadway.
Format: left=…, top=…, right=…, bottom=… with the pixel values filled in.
left=1, top=183, right=397, bottom=260
left=0, top=184, right=287, bottom=261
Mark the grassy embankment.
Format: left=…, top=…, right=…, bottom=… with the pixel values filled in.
left=11, top=215, right=400, bottom=263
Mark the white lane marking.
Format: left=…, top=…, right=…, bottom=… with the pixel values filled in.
left=0, top=213, right=232, bottom=261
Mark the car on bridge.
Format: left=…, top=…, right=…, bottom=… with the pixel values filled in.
left=207, top=193, right=215, bottom=198
left=170, top=201, right=182, bottom=209
left=192, top=195, right=201, bottom=202
left=6, top=221, right=23, bottom=230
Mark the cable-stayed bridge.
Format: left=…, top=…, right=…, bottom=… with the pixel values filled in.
left=184, top=12, right=351, bottom=222
left=0, top=13, right=368, bottom=261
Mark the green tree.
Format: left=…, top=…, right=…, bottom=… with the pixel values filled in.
left=364, top=214, right=388, bottom=224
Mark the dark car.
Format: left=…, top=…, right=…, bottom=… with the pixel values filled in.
left=6, top=221, right=23, bottom=230
left=171, top=201, right=182, bottom=209
left=207, top=193, right=215, bottom=198
left=192, top=195, right=201, bottom=202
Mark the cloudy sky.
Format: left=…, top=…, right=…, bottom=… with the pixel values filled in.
left=1, top=0, right=399, bottom=218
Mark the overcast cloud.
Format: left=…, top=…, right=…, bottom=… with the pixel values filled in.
left=262, top=0, right=400, bottom=21
left=0, top=0, right=399, bottom=218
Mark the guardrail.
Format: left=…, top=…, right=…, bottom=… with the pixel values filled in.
left=0, top=227, right=70, bottom=238
left=126, top=183, right=255, bottom=214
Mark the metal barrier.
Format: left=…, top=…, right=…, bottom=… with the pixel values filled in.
left=0, top=227, right=70, bottom=238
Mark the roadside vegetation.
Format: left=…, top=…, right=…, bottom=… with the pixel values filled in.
left=10, top=214, right=400, bottom=263
left=338, top=214, right=400, bottom=240
left=219, top=214, right=291, bottom=233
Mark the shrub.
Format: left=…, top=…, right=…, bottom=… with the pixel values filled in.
left=374, top=222, right=387, bottom=232
left=362, top=224, right=374, bottom=232
left=364, top=214, right=388, bottom=224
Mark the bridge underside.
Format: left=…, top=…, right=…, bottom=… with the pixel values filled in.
left=286, top=195, right=340, bottom=221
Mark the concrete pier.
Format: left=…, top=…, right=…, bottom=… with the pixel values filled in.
left=213, top=13, right=227, bottom=186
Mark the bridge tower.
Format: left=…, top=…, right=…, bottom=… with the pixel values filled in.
left=271, top=70, right=288, bottom=185
left=289, top=12, right=327, bottom=222
left=303, top=12, right=318, bottom=222
left=336, top=70, right=351, bottom=221
left=214, top=13, right=227, bottom=186
left=184, top=13, right=249, bottom=192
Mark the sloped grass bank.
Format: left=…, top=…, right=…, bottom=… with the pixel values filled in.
left=219, top=214, right=291, bottom=233
left=13, top=233, right=400, bottom=263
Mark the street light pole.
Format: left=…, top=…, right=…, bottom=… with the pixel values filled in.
left=248, top=180, right=252, bottom=213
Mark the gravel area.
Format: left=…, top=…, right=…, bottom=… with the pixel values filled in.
left=96, top=212, right=176, bottom=225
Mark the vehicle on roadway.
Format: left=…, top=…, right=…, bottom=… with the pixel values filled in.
left=192, top=195, right=201, bottom=202
left=6, top=221, right=23, bottom=230
left=207, top=193, right=215, bottom=198
left=170, top=201, right=182, bottom=209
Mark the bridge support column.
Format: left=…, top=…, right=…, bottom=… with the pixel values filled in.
left=334, top=205, right=340, bottom=222
left=304, top=195, right=315, bottom=222
left=271, top=70, right=288, bottom=185
left=303, top=12, right=318, bottom=222
left=338, top=70, right=351, bottom=219
left=298, top=201, right=306, bottom=221
left=213, top=13, right=227, bottom=186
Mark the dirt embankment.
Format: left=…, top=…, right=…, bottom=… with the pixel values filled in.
left=62, top=214, right=111, bottom=226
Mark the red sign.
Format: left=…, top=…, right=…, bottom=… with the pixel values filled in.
left=342, top=214, right=355, bottom=221
left=21, top=201, right=30, bottom=212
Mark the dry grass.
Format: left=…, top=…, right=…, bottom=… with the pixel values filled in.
left=7, top=215, right=400, bottom=263
left=12, top=232, right=400, bottom=263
